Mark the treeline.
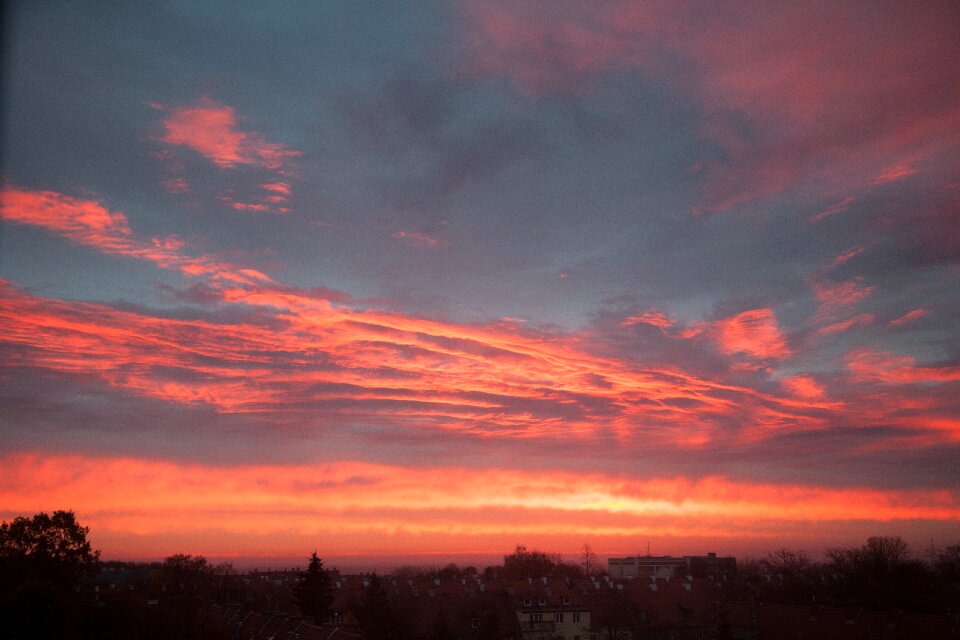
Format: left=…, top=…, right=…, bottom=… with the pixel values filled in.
left=724, top=536, right=960, bottom=613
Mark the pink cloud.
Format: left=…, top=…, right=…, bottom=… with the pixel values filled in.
left=889, top=308, right=929, bottom=327
left=813, top=313, right=874, bottom=337
left=715, top=308, right=793, bottom=361
left=0, top=270, right=831, bottom=447
left=158, top=98, right=300, bottom=171
left=621, top=309, right=674, bottom=330
left=846, top=347, right=960, bottom=386
left=11, top=184, right=959, bottom=462
left=780, top=375, right=826, bottom=401
left=261, top=182, right=291, bottom=196
left=459, top=1, right=668, bottom=94
left=0, top=185, right=272, bottom=285
left=211, top=181, right=295, bottom=214
left=827, top=245, right=866, bottom=270
left=162, top=177, right=190, bottom=194
left=810, top=276, right=875, bottom=322
left=870, top=161, right=919, bottom=186
left=0, top=186, right=134, bottom=249
left=391, top=230, right=446, bottom=248
left=219, top=198, right=274, bottom=214
left=155, top=99, right=300, bottom=214
left=675, top=325, right=704, bottom=340
left=459, top=2, right=960, bottom=212
left=809, top=196, right=857, bottom=223
left=216, top=185, right=293, bottom=215
left=11, top=185, right=954, bottom=457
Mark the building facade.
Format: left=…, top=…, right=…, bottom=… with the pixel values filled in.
left=516, top=604, right=591, bottom=640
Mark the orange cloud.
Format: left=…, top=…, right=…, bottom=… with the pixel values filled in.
left=3, top=452, right=957, bottom=558
left=715, top=309, right=793, bottom=361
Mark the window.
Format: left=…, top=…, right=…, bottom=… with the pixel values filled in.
left=539, top=597, right=546, bottom=606
left=523, top=598, right=531, bottom=606
left=471, top=618, right=479, bottom=630
left=532, top=613, right=543, bottom=623
left=554, top=613, right=564, bottom=623
left=572, top=612, right=581, bottom=623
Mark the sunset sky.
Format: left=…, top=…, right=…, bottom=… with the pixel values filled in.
left=2, top=1, right=959, bottom=568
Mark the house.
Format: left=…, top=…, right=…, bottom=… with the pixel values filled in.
left=516, top=600, right=591, bottom=640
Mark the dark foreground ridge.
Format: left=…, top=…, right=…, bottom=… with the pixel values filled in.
left=2, top=513, right=959, bottom=639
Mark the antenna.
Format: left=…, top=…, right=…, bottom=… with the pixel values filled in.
left=647, top=541, right=651, bottom=557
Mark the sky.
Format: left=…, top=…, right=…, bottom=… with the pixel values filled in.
left=2, top=0, right=959, bottom=567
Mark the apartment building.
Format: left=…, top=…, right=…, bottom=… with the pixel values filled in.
left=607, top=552, right=735, bottom=579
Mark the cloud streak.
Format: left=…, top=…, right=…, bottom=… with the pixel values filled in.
left=0, top=186, right=273, bottom=285
left=0, top=277, right=820, bottom=444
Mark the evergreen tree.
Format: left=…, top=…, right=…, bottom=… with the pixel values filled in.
left=295, top=552, right=333, bottom=625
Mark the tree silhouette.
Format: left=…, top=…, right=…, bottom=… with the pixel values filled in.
left=295, top=552, right=333, bottom=625
left=159, top=553, right=209, bottom=592
left=581, top=543, right=599, bottom=576
left=0, top=510, right=100, bottom=591
left=0, top=510, right=100, bottom=639
left=155, top=554, right=214, bottom=640
left=502, top=544, right=558, bottom=579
